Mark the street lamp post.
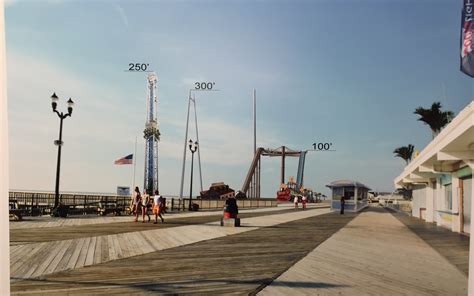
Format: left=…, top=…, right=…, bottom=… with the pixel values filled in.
left=188, top=139, right=198, bottom=211
left=50, top=92, right=74, bottom=210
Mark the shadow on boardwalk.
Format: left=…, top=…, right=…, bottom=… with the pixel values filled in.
left=11, top=211, right=356, bottom=295
left=11, top=277, right=348, bottom=294
left=386, top=207, right=470, bottom=275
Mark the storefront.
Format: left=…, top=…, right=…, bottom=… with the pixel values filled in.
left=395, top=101, right=474, bottom=235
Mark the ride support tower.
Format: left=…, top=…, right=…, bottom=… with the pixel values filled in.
left=143, top=72, right=160, bottom=194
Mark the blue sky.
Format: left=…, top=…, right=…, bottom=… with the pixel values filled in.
left=5, top=0, right=474, bottom=197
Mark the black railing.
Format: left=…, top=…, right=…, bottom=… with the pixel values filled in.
left=9, top=191, right=130, bottom=216
left=9, top=191, right=279, bottom=216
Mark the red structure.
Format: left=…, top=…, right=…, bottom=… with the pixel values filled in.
left=200, top=182, right=235, bottom=199
left=276, top=177, right=303, bottom=202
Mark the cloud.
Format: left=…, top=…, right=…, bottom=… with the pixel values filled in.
left=5, top=0, right=64, bottom=7
left=157, top=106, right=280, bottom=166
left=4, top=0, right=17, bottom=7
left=113, top=4, right=129, bottom=28
left=6, top=49, right=282, bottom=194
left=6, top=49, right=143, bottom=192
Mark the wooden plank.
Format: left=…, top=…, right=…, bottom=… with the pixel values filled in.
left=75, top=236, right=91, bottom=269
left=9, top=209, right=295, bottom=244
left=111, top=234, right=123, bottom=260
left=10, top=242, right=48, bottom=277
left=135, top=231, right=158, bottom=253
left=93, top=235, right=102, bottom=265
left=84, top=236, right=97, bottom=266
left=9, top=244, right=32, bottom=267
left=10, top=210, right=353, bottom=294
left=43, top=240, right=73, bottom=276
left=23, top=241, right=64, bottom=278
left=106, top=235, right=117, bottom=261
left=53, top=239, right=78, bottom=274
left=66, top=237, right=86, bottom=270
left=388, top=208, right=470, bottom=275
left=24, top=240, right=70, bottom=279
left=116, top=233, right=133, bottom=259
left=261, top=207, right=468, bottom=296
left=142, top=230, right=167, bottom=251
left=100, top=235, right=109, bottom=263
left=124, top=232, right=143, bottom=257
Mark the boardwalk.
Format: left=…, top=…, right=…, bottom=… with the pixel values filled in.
left=388, top=208, right=470, bottom=275
left=9, top=206, right=470, bottom=295
left=10, top=206, right=331, bottom=281
left=260, top=207, right=468, bottom=296
left=10, top=208, right=300, bottom=244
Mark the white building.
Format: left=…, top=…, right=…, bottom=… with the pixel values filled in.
left=394, top=101, right=474, bottom=234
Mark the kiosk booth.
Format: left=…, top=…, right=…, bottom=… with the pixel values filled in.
left=327, top=180, right=370, bottom=212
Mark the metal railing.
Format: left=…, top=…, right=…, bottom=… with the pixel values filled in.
left=9, top=191, right=130, bottom=215
left=167, top=198, right=278, bottom=212
left=9, top=191, right=278, bottom=216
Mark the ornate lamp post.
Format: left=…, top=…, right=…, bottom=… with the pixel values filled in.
left=50, top=92, right=74, bottom=210
left=188, top=139, right=198, bottom=211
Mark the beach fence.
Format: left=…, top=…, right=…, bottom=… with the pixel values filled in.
left=9, top=191, right=278, bottom=216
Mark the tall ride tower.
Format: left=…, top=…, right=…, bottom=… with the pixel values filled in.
left=143, top=72, right=160, bottom=194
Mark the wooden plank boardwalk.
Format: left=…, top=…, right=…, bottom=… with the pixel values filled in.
left=10, top=208, right=331, bottom=281
left=10, top=210, right=355, bottom=295
left=9, top=205, right=329, bottom=230
left=10, top=208, right=298, bottom=245
left=387, top=207, right=470, bottom=275
left=260, top=207, right=468, bottom=296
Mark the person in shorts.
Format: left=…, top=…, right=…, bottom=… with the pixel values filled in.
left=132, top=187, right=141, bottom=222
left=153, top=190, right=164, bottom=224
left=141, top=189, right=151, bottom=223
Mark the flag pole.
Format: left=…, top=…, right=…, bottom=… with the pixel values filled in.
left=132, top=136, right=137, bottom=191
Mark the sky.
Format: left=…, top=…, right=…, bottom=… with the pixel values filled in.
left=4, top=0, right=474, bottom=197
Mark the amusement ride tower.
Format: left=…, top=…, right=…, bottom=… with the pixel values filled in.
left=143, top=72, right=160, bottom=194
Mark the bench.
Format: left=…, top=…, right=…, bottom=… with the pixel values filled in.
left=98, top=200, right=125, bottom=216
left=9, top=200, right=28, bottom=221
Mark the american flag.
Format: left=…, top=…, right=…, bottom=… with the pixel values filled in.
left=114, top=154, right=133, bottom=165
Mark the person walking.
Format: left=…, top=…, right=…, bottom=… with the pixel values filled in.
left=153, top=190, right=164, bottom=224
left=132, top=187, right=141, bottom=222
left=294, top=195, right=299, bottom=209
left=142, top=189, right=151, bottom=223
left=161, top=197, right=167, bottom=214
left=302, top=195, right=307, bottom=210
left=340, top=196, right=345, bottom=215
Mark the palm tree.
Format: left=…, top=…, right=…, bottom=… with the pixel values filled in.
left=414, top=102, right=454, bottom=138
left=393, top=144, right=414, bottom=165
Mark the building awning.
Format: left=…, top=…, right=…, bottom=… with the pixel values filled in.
left=394, top=101, right=474, bottom=188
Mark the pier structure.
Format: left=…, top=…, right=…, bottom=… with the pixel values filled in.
left=143, top=72, right=160, bottom=194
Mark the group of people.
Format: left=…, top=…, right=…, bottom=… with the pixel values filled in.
left=293, top=195, right=307, bottom=210
left=130, top=187, right=165, bottom=224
